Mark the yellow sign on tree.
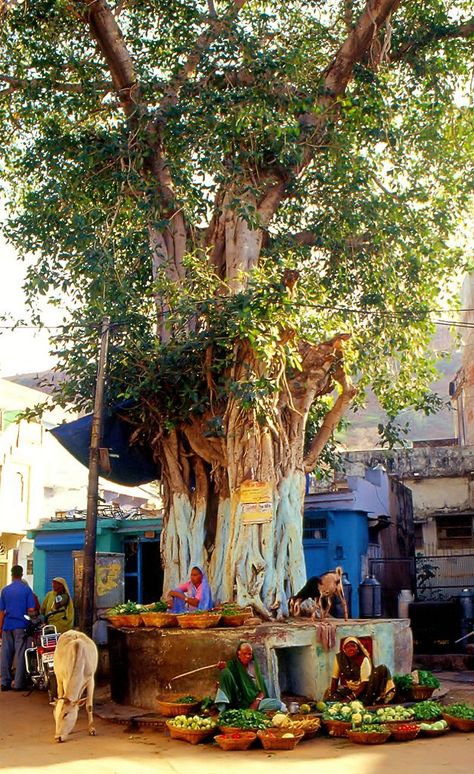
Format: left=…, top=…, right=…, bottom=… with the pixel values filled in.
left=240, top=481, right=273, bottom=525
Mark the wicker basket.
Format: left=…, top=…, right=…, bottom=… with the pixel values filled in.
left=140, top=612, right=178, bottom=628
left=220, top=606, right=253, bottom=627
left=442, top=713, right=474, bottom=733
left=157, top=696, right=201, bottom=717
left=177, top=612, right=222, bottom=629
left=166, top=720, right=216, bottom=744
left=419, top=725, right=450, bottom=737
left=389, top=723, right=420, bottom=741
left=346, top=728, right=391, bottom=745
left=409, top=685, right=435, bottom=701
left=321, top=719, right=351, bottom=738
left=286, top=717, right=321, bottom=740
left=220, top=613, right=251, bottom=627
left=257, top=729, right=305, bottom=750
left=214, top=732, right=257, bottom=751
left=106, top=614, right=142, bottom=628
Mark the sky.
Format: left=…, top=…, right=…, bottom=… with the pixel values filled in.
left=0, top=231, right=58, bottom=377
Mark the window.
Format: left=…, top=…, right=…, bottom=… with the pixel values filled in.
left=436, top=513, right=473, bottom=549
left=303, top=515, right=327, bottom=541
left=414, top=522, right=424, bottom=551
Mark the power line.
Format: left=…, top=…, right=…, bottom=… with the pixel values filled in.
left=2, top=303, right=474, bottom=331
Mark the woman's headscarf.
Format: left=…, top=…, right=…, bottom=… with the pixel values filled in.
left=341, top=636, right=372, bottom=662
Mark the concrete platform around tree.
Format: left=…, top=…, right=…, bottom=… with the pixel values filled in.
left=107, top=617, right=413, bottom=710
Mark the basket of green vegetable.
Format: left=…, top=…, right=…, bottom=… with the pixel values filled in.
left=412, top=700, right=443, bottom=722
left=373, top=705, right=415, bottom=725
left=218, top=708, right=272, bottom=733
left=166, top=714, right=217, bottom=744
left=106, top=601, right=144, bottom=627
left=322, top=700, right=373, bottom=736
left=346, top=724, right=391, bottom=745
left=141, top=601, right=178, bottom=628
left=394, top=671, right=440, bottom=701
left=157, top=695, right=201, bottom=717
left=442, top=703, right=474, bottom=732
left=219, top=604, right=253, bottom=627
left=419, top=719, right=449, bottom=737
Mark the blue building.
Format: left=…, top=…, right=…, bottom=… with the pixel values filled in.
left=303, top=466, right=395, bottom=617
left=28, top=513, right=163, bottom=605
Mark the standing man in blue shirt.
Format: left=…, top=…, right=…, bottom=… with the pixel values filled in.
left=0, top=564, right=36, bottom=691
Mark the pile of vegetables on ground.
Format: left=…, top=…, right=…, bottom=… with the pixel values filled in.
left=218, top=709, right=271, bottom=730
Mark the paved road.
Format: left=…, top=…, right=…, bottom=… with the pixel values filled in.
left=0, top=678, right=472, bottom=773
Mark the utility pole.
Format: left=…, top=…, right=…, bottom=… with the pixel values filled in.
left=80, top=316, right=110, bottom=636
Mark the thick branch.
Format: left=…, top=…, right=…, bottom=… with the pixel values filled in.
left=249, top=1, right=403, bottom=232
left=0, top=73, right=113, bottom=97
left=182, top=417, right=227, bottom=468
left=324, top=0, right=402, bottom=94
left=159, top=0, right=248, bottom=114
left=303, top=370, right=357, bottom=473
left=391, top=18, right=474, bottom=61
left=76, top=0, right=141, bottom=118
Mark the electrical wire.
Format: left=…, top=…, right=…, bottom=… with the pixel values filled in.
left=1, top=302, right=474, bottom=331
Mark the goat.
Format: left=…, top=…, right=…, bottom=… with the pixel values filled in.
left=289, top=566, right=348, bottom=621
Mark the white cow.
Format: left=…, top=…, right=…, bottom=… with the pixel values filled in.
left=52, top=629, right=99, bottom=742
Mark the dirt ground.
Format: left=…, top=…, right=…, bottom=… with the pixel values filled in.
left=0, top=675, right=472, bottom=774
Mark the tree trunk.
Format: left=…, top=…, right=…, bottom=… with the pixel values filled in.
left=159, top=335, right=352, bottom=616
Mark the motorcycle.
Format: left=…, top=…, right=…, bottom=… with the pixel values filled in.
left=24, top=616, right=60, bottom=701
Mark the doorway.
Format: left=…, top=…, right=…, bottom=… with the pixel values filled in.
left=272, top=645, right=317, bottom=700
left=124, top=537, right=163, bottom=604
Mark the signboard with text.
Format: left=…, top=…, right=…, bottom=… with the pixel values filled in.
left=240, top=480, right=273, bottom=525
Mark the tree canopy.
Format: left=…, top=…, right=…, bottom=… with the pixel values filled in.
left=0, top=2, right=473, bottom=611
left=1, top=1, right=472, bottom=439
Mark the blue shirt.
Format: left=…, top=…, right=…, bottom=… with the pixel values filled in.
left=0, top=580, right=35, bottom=630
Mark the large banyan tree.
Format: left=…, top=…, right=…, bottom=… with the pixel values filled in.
left=0, top=1, right=472, bottom=615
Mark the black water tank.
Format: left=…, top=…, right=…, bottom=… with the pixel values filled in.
left=358, top=575, right=382, bottom=618
left=333, top=573, right=353, bottom=618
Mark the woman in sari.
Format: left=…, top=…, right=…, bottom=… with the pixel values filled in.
left=215, top=641, right=285, bottom=713
left=326, top=635, right=395, bottom=705
left=166, top=566, right=213, bottom=612
left=40, top=577, right=74, bottom=633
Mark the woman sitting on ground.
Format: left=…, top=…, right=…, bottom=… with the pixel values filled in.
left=166, top=566, right=213, bottom=612
left=215, top=641, right=286, bottom=713
left=326, top=635, right=395, bottom=705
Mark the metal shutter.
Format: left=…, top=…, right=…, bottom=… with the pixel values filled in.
left=45, top=551, right=74, bottom=597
